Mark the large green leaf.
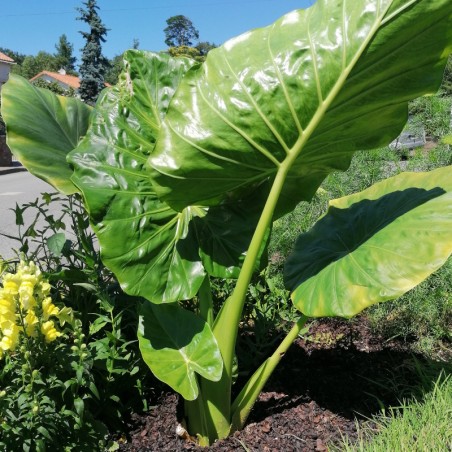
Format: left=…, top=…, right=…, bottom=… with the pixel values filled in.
left=284, top=166, right=452, bottom=318
left=195, top=188, right=270, bottom=278
left=150, top=0, right=452, bottom=213
left=138, top=302, right=223, bottom=400
left=68, top=51, right=206, bottom=302
left=68, top=50, right=268, bottom=295
left=1, top=75, right=91, bottom=194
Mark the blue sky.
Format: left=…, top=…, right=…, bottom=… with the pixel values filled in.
left=1, top=1, right=313, bottom=63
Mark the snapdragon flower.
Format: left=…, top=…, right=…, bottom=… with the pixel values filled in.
left=41, top=320, right=62, bottom=343
left=0, top=261, right=73, bottom=357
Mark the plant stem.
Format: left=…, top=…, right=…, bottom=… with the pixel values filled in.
left=230, top=315, right=309, bottom=432
left=198, top=276, right=214, bottom=326
left=213, top=164, right=290, bottom=378
left=185, top=389, right=211, bottom=446
left=197, top=163, right=291, bottom=442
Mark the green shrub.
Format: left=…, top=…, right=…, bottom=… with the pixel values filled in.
left=0, top=193, right=152, bottom=450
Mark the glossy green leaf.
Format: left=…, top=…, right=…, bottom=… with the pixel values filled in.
left=150, top=0, right=452, bottom=213
left=68, top=50, right=268, bottom=292
left=195, top=188, right=270, bottom=278
left=285, top=166, right=452, bottom=318
left=138, top=302, right=223, bottom=401
left=1, top=75, right=91, bottom=194
left=68, top=51, right=206, bottom=302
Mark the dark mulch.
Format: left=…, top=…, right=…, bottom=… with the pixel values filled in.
left=118, top=317, right=448, bottom=451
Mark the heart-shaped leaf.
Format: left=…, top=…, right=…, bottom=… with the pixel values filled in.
left=138, top=302, right=223, bottom=400
left=195, top=188, right=270, bottom=278
left=284, top=166, right=452, bottom=318
left=68, top=51, right=206, bottom=302
left=150, top=0, right=452, bottom=215
left=1, top=75, right=91, bottom=194
left=69, top=50, right=269, bottom=295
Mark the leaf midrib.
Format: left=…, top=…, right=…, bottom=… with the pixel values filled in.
left=285, top=0, right=393, bottom=167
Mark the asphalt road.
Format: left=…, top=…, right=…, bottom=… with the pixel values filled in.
left=0, top=171, right=63, bottom=259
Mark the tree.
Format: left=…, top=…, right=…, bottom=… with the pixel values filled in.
left=164, top=15, right=199, bottom=47
left=167, top=42, right=217, bottom=63
left=77, top=0, right=109, bottom=104
left=104, top=54, right=123, bottom=85
left=54, top=34, right=77, bottom=74
left=105, top=40, right=141, bottom=86
left=196, top=41, right=217, bottom=58
left=20, top=51, right=58, bottom=79
left=167, top=45, right=201, bottom=61
left=0, top=99, right=4, bottom=135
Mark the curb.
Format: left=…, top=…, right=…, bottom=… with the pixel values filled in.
left=0, top=166, right=27, bottom=176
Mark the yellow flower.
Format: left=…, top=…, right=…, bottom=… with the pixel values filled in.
left=0, top=260, right=67, bottom=352
left=41, top=321, right=62, bottom=343
left=20, top=273, right=38, bottom=287
left=42, top=298, right=59, bottom=320
left=2, top=280, right=19, bottom=296
left=0, top=335, right=14, bottom=351
left=0, top=297, right=15, bottom=319
left=38, top=282, right=51, bottom=297
left=19, top=281, right=36, bottom=311
left=24, top=309, right=39, bottom=337
left=0, top=321, right=20, bottom=351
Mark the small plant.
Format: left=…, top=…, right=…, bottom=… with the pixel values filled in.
left=0, top=261, right=106, bottom=450
left=2, top=0, right=452, bottom=446
left=0, top=194, right=151, bottom=448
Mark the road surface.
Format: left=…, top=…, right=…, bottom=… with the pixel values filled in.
left=0, top=171, right=64, bottom=259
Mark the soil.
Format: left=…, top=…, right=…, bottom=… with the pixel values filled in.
left=117, top=317, right=448, bottom=451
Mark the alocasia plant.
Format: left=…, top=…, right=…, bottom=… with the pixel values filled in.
left=2, top=0, right=452, bottom=445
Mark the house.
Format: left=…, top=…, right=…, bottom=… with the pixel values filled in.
left=0, top=52, right=15, bottom=163
left=30, top=69, right=80, bottom=93
left=0, top=51, right=15, bottom=92
left=30, top=69, right=111, bottom=96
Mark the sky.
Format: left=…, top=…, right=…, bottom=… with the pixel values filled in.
left=0, top=0, right=314, bottom=63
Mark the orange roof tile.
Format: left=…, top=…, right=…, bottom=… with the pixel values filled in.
left=0, top=52, right=15, bottom=64
left=30, top=71, right=81, bottom=90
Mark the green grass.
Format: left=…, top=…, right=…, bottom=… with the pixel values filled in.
left=264, top=93, right=452, bottom=451
left=367, top=257, right=452, bottom=358
left=409, top=94, right=452, bottom=140
left=266, top=92, right=452, bottom=358
left=337, top=374, right=452, bottom=451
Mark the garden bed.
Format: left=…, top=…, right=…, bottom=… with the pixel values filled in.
left=118, top=317, right=448, bottom=451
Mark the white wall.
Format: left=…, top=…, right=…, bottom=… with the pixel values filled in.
left=0, top=61, right=12, bottom=89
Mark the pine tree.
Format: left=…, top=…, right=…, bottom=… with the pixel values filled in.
left=54, top=34, right=77, bottom=74
left=77, top=0, right=108, bottom=104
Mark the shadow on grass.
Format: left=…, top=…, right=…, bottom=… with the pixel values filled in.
left=242, top=321, right=451, bottom=425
